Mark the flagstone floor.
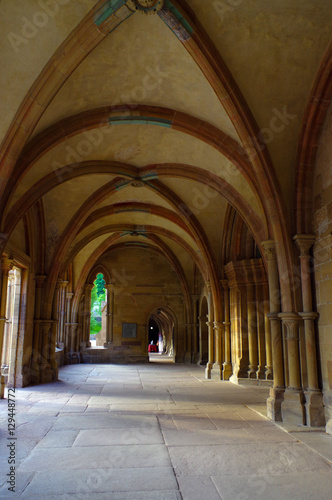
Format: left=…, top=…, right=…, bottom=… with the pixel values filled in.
left=1, top=362, right=332, bottom=499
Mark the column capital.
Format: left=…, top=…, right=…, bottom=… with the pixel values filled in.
left=266, top=312, right=280, bottom=321
left=1, top=257, right=14, bottom=274
left=299, top=311, right=318, bottom=321
left=205, top=281, right=212, bottom=293
left=66, top=292, right=74, bottom=300
left=261, top=240, right=276, bottom=261
left=221, top=279, right=228, bottom=290
left=278, top=312, right=301, bottom=339
left=35, top=275, right=47, bottom=288
left=60, top=280, right=69, bottom=289
left=213, top=321, right=223, bottom=330
left=293, top=234, right=316, bottom=256
left=206, top=321, right=214, bottom=327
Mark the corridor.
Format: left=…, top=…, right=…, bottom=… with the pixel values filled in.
left=1, top=363, right=332, bottom=499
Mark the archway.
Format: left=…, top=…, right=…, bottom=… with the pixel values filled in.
left=148, top=307, right=176, bottom=361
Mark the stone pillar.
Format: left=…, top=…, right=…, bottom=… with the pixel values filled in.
left=191, top=295, right=199, bottom=363
left=82, top=284, right=93, bottom=347
left=262, top=240, right=285, bottom=421
left=50, top=280, right=60, bottom=378
left=205, top=282, right=214, bottom=379
left=104, top=283, right=114, bottom=347
left=0, top=258, right=13, bottom=398
left=279, top=312, right=306, bottom=425
left=40, top=321, right=53, bottom=383
left=255, top=283, right=266, bottom=379
left=65, top=292, right=74, bottom=358
left=294, top=234, right=325, bottom=427
left=198, top=315, right=207, bottom=365
left=212, top=322, right=223, bottom=379
left=221, top=280, right=232, bottom=380
left=263, top=284, right=273, bottom=380
left=247, top=282, right=258, bottom=378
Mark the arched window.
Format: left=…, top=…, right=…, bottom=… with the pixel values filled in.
left=90, top=273, right=106, bottom=346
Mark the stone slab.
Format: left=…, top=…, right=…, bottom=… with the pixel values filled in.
left=73, top=427, right=164, bottom=446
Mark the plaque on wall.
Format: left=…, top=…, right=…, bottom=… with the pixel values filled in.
left=122, top=323, right=137, bottom=338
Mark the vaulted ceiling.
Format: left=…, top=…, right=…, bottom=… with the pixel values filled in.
left=0, top=0, right=331, bottom=313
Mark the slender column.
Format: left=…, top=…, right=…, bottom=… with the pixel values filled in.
left=255, top=283, right=266, bottom=379
left=262, top=240, right=284, bottom=421
left=263, top=284, right=273, bottom=379
left=104, top=283, right=114, bottom=346
left=50, top=280, right=60, bottom=377
left=294, top=234, right=325, bottom=427
left=212, top=322, right=223, bottom=379
left=247, top=282, right=258, bottom=378
left=83, top=284, right=93, bottom=347
left=191, top=295, right=199, bottom=363
left=198, top=315, right=207, bottom=365
left=65, top=292, right=74, bottom=358
left=205, top=282, right=214, bottom=379
left=221, top=280, right=232, bottom=380
left=0, top=258, right=13, bottom=398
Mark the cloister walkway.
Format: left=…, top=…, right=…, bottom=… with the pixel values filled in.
left=1, top=362, right=332, bottom=499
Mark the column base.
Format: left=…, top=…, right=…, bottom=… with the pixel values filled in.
left=326, top=418, right=332, bottom=437
left=282, top=389, right=306, bottom=425
left=305, top=391, right=326, bottom=427
left=191, top=352, right=199, bottom=364
left=265, top=365, right=273, bottom=380
left=0, top=374, right=5, bottom=399
left=211, top=362, right=223, bottom=380
left=222, top=362, right=232, bottom=381
left=267, top=387, right=284, bottom=422
left=40, top=364, right=54, bottom=384
left=205, top=362, right=213, bottom=379
left=103, top=342, right=112, bottom=348
left=248, top=365, right=258, bottom=379
left=256, top=366, right=266, bottom=380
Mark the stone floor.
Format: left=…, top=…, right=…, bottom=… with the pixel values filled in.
left=1, top=362, right=332, bottom=499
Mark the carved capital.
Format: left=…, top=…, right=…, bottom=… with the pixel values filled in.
left=299, top=311, right=318, bottom=321
left=35, top=275, right=47, bottom=288
left=1, top=258, right=13, bottom=275
left=66, top=292, right=74, bottom=301
left=261, top=240, right=276, bottom=261
left=221, top=279, right=228, bottom=290
left=205, top=281, right=212, bottom=293
left=213, top=321, right=223, bottom=331
left=278, top=312, right=301, bottom=339
left=293, top=234, right=316, bottom=257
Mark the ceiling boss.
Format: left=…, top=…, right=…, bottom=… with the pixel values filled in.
left=126, top=0, right=164, bottom=14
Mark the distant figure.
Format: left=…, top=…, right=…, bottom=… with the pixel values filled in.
left=148, top=341, right=157, bottom=353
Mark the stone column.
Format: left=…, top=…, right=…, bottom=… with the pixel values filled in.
left=0, top=258, right=13, bottom=398
left=205, top=282, right=214, bottom=379
left=221, top=280, right=232, bottom=380
left=198, top=315, right=207, bottom=365
left=212, top=322, right=223, bottom=379
left=263, top=284, right=273, bottom=380
left=50, top=280, right=60, bottom=378
left=40, top=321, right=53, bottom=383
left=278, top=312, right=306, bottom=425
left=247, top=282, right=258, bottom=378
left=82, top=284, right=93, bottom=347
left=262, top=240, right=285, bottom=421
left=255, top=283, right=266, bottom=379
left=191, top=295, right=199, bottom=363
left=294, top=234, right=325, bottom=427
left=65, top=292, right=74, bottom=358
left=104, top=283, right=114, bottom=347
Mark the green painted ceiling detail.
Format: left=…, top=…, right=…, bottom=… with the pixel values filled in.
left=158, top=1, right=193, bottom=41
left=108, top=116, right=172, bottom=127
left=94, top=0, right=127, bottom=26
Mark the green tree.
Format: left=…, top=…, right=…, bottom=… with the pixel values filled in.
left=90, top=274, right=106, bottom=335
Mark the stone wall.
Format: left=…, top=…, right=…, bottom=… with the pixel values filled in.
left=313, top=103, right=332, bottom=432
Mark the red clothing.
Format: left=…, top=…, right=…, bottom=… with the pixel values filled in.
left=148, top=344, right=157, bottom=352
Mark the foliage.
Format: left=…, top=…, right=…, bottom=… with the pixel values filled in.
left=90, top=274, right=106, bottom=335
